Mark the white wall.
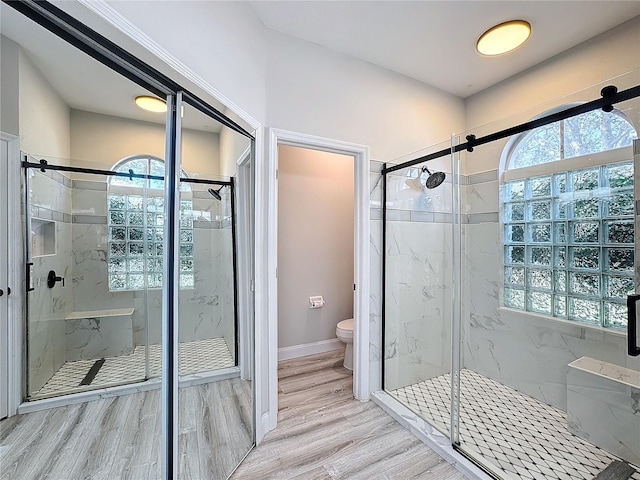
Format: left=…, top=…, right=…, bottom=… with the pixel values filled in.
left=1, top=36, right=19, bottom=136
left=277, top=145, right=354, bottom=349
left=70, top=109, right=220, bottom=175
left=19, top=50, right=70, bottom=160
left=101, top=0, right=267, bottom=125
left=266, top=29, right=466, bottom=163
left=219, top=125, right=252, bottom=178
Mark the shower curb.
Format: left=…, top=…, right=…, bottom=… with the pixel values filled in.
left=370, top=390, right=494, bottom=480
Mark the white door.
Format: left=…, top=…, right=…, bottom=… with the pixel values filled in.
left=0, top=138, right=9, bottom=419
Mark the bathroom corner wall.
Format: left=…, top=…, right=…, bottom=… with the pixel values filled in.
left=178, top=189, right=234, bottom=350
left=18, top=51, right=71, bottom=162
left=0, top=36, right=19, bottom=136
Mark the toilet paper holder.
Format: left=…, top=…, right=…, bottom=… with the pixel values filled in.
left=309, top=296, right=325, bottom=309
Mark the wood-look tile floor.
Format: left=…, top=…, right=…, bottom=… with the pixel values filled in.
left=0, top=378, right=252, bottom=480
left=232, top=350, right=467, bottom=480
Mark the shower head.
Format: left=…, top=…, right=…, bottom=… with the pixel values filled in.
left=405, top=177, right=424, bottom=193
left=207, top=187, right=224, bottom=201
left=423, top=166, right=446, bottom=189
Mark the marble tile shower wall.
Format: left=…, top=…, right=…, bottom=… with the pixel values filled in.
left=23, top=177, right=233, bottom=391
left=372, top=162, right=638, bottom=406
left=461, top=171, right=640, bottom=412
left=71, top=183, right=233, bottom=352
left=27, top=170, right=73, bottom=393
left=370, top=161, right=384, bottom=393
left=373, top=162, right=454, bottom=392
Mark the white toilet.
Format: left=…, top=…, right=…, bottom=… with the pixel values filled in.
left=336, top=318, right=354, bottom=370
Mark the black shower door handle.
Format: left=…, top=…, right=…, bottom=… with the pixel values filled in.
left=626, top=294, right=640, bottom=356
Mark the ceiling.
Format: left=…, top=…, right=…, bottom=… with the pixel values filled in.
left=249, top=1, right=640, bottom=98
left=1, top=0, right=638, bottom=127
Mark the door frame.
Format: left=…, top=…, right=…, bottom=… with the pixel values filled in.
left=262, top=128, right=370, bottom=432
left=1, top=132, right=23, bottom=417
left=236, top=145, right=255, bottom=382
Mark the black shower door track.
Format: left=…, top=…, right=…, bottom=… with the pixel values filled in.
left=382, top=84, right=640, bottom=175
left=21, top=161, right=233, bottom=186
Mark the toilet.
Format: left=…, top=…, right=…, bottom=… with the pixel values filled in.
left=336, top=318, right=354, bottom=370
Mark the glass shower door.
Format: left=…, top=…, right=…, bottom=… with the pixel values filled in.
left=176, top=99, right=254, bottom=479
left=452, top=86, right=640, bottom=479
left=24, top=156, right=152, bottom=399
left=383, top=139, right=457, bottom=438
left=176, top=180, right=236, bottom=375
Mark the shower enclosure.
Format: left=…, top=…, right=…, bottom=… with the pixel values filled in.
left=1, top=2, right=255, bottom=478
left=23, top=152, right=239, bottom=399
left=383, top=76, right=640, bottom=479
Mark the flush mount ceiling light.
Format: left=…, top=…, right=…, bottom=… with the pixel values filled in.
left=476, top=20, right=531, bottom=56
left=134, top=95, right=167, bottom=113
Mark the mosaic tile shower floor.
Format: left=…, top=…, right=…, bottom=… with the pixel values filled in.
left=392, top=369, right=640, bottom=480
left=35, top=337, right=234, bottom=398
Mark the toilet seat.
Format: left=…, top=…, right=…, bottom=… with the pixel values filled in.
left=336, top=318, right=354, bottom=339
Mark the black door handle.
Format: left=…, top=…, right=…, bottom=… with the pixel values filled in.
left=26, top=263, right=34, bottom=292
left=626, top=294, right=640, bottom=356
left=0, top=289, right=3, bottom=297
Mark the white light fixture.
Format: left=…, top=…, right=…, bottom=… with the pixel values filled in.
left=476, top=20, right=531, bottom=56
left=135, top=95, right=167, bottom=113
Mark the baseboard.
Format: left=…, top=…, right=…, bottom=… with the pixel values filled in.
left=278, top=338, right=343, bottom=361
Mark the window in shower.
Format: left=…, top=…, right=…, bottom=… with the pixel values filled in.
left=502, top=108, right=637, bottom=328
left=107, top=155, right=194, bottom=291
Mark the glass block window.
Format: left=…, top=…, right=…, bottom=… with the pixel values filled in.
left=503, top=108, right=637, bottom=329
left=107, top=156, right=194, bottom=291
left=504, top=162, right=634, bottom=328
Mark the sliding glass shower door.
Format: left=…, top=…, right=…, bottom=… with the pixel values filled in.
left=451, top=82, right=640, bottom=479
left=382, top=138, right=456, bottom=437
left=383, top=75, right=640, bottom=480
left=23, top=153, right=163, bottom=399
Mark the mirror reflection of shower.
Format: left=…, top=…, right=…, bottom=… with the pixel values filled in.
left=405, top=165, right=446, bottom=191
left=208, top=186, right=226, bottom=201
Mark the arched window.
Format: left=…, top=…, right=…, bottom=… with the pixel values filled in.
left=107, top=155, right=194, bottom=291
left=501, top=107, right=637, bottom=328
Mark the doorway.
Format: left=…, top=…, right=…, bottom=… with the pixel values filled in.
left=277, top=145, right=354, bottom=364
left=263, top=128, right=370, bottom=431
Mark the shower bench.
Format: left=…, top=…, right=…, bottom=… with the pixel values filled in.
left=64, top=308, right=135, bottom=361
left=567, top=356, right=640, bottom=465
